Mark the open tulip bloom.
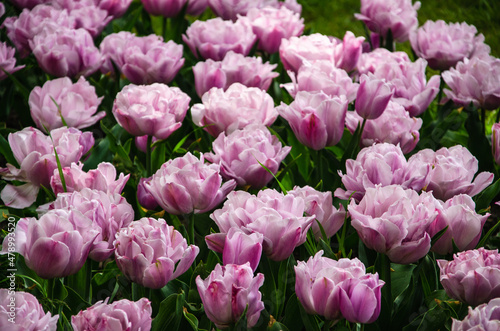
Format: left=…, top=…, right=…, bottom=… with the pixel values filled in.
left=0, top=0, right=499, bottom=330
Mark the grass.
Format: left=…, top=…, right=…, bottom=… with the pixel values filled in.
left=300, top=0, right=500, bottom=57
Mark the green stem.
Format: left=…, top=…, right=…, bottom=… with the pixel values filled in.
left=146, top=135, right=153, bottom=177
left=481, top=107, right=486, bottom=137
left=356, top=118, right=367, bottom=155
left=437, top=73, right=444, bottom=115
left=323, top=320, right=333, bottom=331
left=188, top=212, right=195, bottom=247
left=47, top=278, right=56, bottom=301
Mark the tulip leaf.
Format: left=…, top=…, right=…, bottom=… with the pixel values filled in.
left=63, top=285, right=90, bottom=315
left=297, top=299, right=321, bottom=331
left=474, top=177, right=500, bottom=212
left=100, top=121, right=134, bottom=169
left=465, top=108, right=496, bottom=173
left=391, top=264, right=417, bottom=301
left=152, top=292, right=184, bottom=331
left=0, top=134, right=18, bottom=168
left=430, top=226, right=449, bottom=248
left=476, top=218, right=500, bottom=249
left=183, top=307, right=199, bottom=331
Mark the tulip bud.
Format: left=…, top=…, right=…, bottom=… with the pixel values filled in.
left=355, top=74, right=393, bottom=120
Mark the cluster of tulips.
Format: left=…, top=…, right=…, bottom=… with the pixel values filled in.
left=0, top=0, right=500, bottom=330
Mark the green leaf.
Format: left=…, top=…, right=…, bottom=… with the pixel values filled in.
left=0, top=134, right=18, bottom=167
left=151, top=292, right=184, bottom=331
left=465, top=108, right=495, bottom=173
left=298, top=298, right=321, bottom=331
left=64, top=286, right=90, bottom=315
left=183, top=308, right=199, bottom=331
left=391, top=264, right=417, bottom=301
left=100, top=121, right=133, bottom=169
left=430, top=226, right=449, bottom=248
left=476, top=218, right=500, bottom=248
left=282, top=294, right=305, bottom=331
left=474, top=178, right=500, bottom=211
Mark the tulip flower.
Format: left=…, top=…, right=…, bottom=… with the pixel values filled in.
left=72, top=298, right=152, bottom=331
left=10, top=210, right=99, bottom=278
left=191, top=83, right=277, bottom=137
left=196, top=263, right=265, bottom=329
left=51, top=0, right=113, bottom=37
left=438, top=248, right=500, bottom=306
left=406, top=145, right=494, bottom=201
left=355, top=73, right=393, bottom=120
left=277, top=91, right=348, bottom=150
left=204, top=124, right=291, bottom=189
left=0, top=42, right=25, bottom=81
left=114, top=218, right=199, bottom=289
left=112, top=83, right=190, bottom=139
left=29, top=76, right=105, bottom=132
left=145, top=152, right=236, bottom=215
left=222, top=228, right=263, bottom=272
left=410, top=20, right=490, bottom=71
left=100, top=31, right=185, bottom=85
left=0, top=289, right=59, bottom=330
left=140, top=0, right=188, bottom=17
left=493, top=123, right=500, bottom=166
left=295, top=251, right=384, bottom=323
left=349, top=185, right=439, bottom=264
left=451, top=298, right=500, bottom=330
left=0, top=127, right=94, bottom=209
left=192, top=51, right=278, bottom=98
left=182, top=17, right=256, bottom=60
left=288, top=186, right=346, bottom=240
left=137, top=177, right=160, bottom=210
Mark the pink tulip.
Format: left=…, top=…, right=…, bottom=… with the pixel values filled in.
left=114, top=217, right=199, bottom=289
left=191, top=83, right=277, bottom=137
left=355, top=73, right=393, bottom=119
left=295, top=251, right=384, bottom=323
left=186, top=0, right=208, bottom=16
left=97, top=0, right=134, bottom=18
left=335, top=143, right=428, bottom=202
left=10, top=210, right=99, bottom=278
left=428, top=195, right=489, bottom=255
left=29, top=76, right=105, bottom=132
left=222, top=228, right=263, bottom=272
left=0, top=42, right=25, bottom=81
left=240, top=6, right=304, bottom=54
left=349, top=185, right=439, bottom=264
left=288, top=185, right=346, bottom=240
left=406, top=145, right=494, bottom=201
left=0, top=127, right=94, bottom=209
left=2, top=5, right=76, bottom=58
left=0, top=289, right=59, bottom=330
left=277, top=91, right=348, bottom=150
left=30, top=26, right=102, bottom=78
left=438, top=248, right=500, bottom=306
left=357, top=48, right=411, bottom=76
left=410, top=20, right=490, bottom=71
left=345, top=101, right=422, bottom=154
left=192, top=51, right=278, bottom=98
left=208, top=0, right=266, bottom=21
left=355, top=0, right=420, bottom=42
left=204, top=124, right=291, bottom=189
left=442, top=56, right=500, bottom=110
left=282, top=60, right=359, bottom=102
left=140, top=0, right=188, bottom=17
left=207, top=189, right=314, bottom=261
left=144, top=152, right=236, bottom=215
left=182, top=17, right=256, bottom=60
left=112, top=83, right=190, bottom=139
left=50, top=162, right=129, bottom=196
left=452, top=298, right=500, bottom=330
left=100, top=31, right=184, bottom=85
left=196, top=263, right=265, bottom=329
left=137, top=177, right=160, bottom=210
left=52, top=0, right=113, bottom=37
left=72, top=298, right=152, bottom=331
left=44, top=188, right=134, bottom=262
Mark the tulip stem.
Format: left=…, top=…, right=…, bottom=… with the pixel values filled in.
left=481, top=107, right=486, bottom=137
left=356, top=118, right=367, bottom=155
left=437, top=73, right=444, bottom=115
left=146, top=135, right=153, bottom=177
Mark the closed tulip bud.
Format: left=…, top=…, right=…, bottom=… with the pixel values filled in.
left=295, top=251, right=384, bottom=323
left=72, top=298, right=152, bottom=331
left=137, top=177, right=159, bottom=210
left=183, top=17, right=256, bottom=61
left=355, top=74, right=393, bottom=119
left=0, top=289, right=59, bottom=330
left=204, top=124, right=291, bottom=189
left=140, top=0, right=188, bottom=17
left=145, top=152, right=236, bottom=215
left=196, top=263, right=265, bottom=329
left=452, top=298, right=500, bottom=330
left=277, top=91, right=348, bottom=150
left=438, top=248, right=500, bottom=306
left=222, top=228, right=263, bottom=272
left=349, top=185, right=439, bottom=264
left=29, top=76, right=105, bottom=132
left=191, top=83, right=277, bottom=137
left=114, top=218, right=199, bottom=289
left=112, top=83, right=190, bottom=139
